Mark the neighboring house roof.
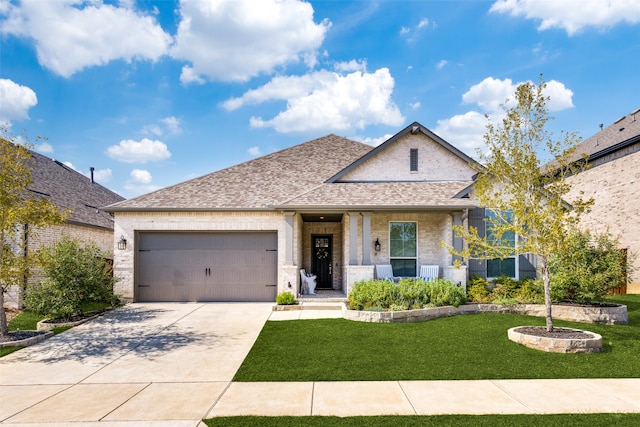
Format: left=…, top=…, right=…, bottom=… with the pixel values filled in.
left=27, top=149, right=124, bottom=230
left=105, top=122, right=478, bottom=213
left=570, top=107, right=640, bottom=165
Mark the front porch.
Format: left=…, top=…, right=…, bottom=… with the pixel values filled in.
left=286, top=210, right=469, bottom=298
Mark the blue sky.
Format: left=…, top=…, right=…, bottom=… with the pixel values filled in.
left=1, top=0, right=639, bottom=198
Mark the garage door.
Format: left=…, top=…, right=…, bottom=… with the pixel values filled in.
left=137, top=232, right=277, bottom=302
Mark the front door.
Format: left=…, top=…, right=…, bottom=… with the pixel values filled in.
left=312, top=235, right=332, bottom=289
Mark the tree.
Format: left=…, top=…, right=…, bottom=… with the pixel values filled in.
left=0, top=128, right=66, bottom=336
left=448, top=77, right=592, bottom=331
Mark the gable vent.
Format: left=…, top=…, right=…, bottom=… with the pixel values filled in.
left=410, top=148, right=418, bottom=172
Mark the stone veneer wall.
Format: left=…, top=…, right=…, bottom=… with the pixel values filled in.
left=565, top=150, right=640, bottom=293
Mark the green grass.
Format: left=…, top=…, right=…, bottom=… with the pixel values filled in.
left=204, top=414, right=640, bottom=426
left=234, top=295, right=640, bottom=381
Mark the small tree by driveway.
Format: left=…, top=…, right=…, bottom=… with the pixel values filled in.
left=0, top=130, right=66, bottom=336
left=448, top=77, right=593, bottom=331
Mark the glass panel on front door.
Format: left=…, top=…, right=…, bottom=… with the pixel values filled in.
left=312, top=235, right=332, bottom=289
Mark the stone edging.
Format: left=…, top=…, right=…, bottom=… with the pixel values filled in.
left=37, top=309, right=111, bottom=331
left=343, top=303, right=628, bottom=325
left=508, top=327, right=602, bottom=353
left=0, top=331, right=53, bottom=348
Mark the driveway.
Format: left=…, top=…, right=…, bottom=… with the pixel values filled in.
left=0, top=302, right=274, bottom=426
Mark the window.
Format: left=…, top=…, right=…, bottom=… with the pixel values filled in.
left=410, top=148, right=418, bottom=172
left=389, top=222, right=417, bottom=276
left=485, top=209, right=517, bottom=278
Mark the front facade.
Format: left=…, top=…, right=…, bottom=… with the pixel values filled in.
left=106, top=123, right=493, bottom=303
left=564, top=108, right=640, bottom=293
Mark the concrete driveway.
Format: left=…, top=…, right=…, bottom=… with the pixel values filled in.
left=0, top=302, right=274, bottom=426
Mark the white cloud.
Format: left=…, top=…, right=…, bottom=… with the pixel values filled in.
left=142, top=116, right=182, bottom=136
left=247, top=146, right=262, bottom=156
left=352, top=134, right=394, bottom=147
left=35, top=142, right=54, bottom=153
left=334, top=59, right=367, bottom=73
left=417, top=18, right=430, bottom=29
left=63, top=161, right=78, bottom=171
left=409, top=102, right=421, bottom=110
left=106, top=138, right=171, bottom=163
left=226, top=68, right=404, bottom=133
left=436, top=59, right=448, bottom=70
left=0, top=78, right=37, bottom=123
left=171, top=0, right=331, bottom=83
left=93, top=168, right=112, bottom=182
left=436, top=76, right=575, bottom=155
left=490, top=0, right=640, bottom=35
left=130, top=168, right=152, bottom=184
left=1, top=0, right=172, bottom=77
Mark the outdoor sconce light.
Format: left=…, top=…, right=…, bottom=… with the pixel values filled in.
left=374, top=238, right=381, bottom=252
left=117, top=236, right=127, bottom=250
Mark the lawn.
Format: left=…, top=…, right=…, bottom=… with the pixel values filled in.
left=234, top=295, right=640, bottom=381
left=204, top=414, right=640, bottom=427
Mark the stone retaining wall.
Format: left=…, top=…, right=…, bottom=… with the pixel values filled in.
left=343, top=303, right=628, bottom=325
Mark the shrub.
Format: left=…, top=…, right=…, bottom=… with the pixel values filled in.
left=348, top=279, right=398, bottom=310
left=275, top=291, right=296, bottom=305
left=549, top=229, right=628, bottom=303
left=467, top=275, right=491, bottom=302
left=513, top=279, right=545, bottom=304
left=24, top=236, right=119, bottom=319
left=348, top=278, right=466, bottom=311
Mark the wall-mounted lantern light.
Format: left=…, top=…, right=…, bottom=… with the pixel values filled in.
left=374, top=238, right=381, bottom=252
left=117, top=236, right=127, bottom=250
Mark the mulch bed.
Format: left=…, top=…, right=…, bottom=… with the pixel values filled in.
left=515, top=326, right=594, bottom=339
left=0, top=330, right=48, bottom=344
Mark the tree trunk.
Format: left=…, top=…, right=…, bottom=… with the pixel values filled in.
left=0, top=287, right=8, bottom=337
left=541, top=256, right=554, bottom=332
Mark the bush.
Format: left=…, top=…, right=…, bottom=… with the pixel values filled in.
left=24, top=236, right=119, bottom=319
left=348, top=278, right=466, bottom=311
left=549, top=229, right=627, bottom=303
left=275, top=291, right=296, bottom=305
left=467, top=275, right=491, bottom=302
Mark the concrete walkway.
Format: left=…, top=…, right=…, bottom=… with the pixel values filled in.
left=1, top=304, right=639, bottom=426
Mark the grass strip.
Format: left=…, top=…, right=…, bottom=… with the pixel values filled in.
left=204, top=413, right=640, bottom=427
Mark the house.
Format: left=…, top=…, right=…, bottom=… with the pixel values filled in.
left=563, top=108, right=640, bottom=293
left=105, top=122, right=530, bottom=303
left=5, top=148, right=125, bottom=307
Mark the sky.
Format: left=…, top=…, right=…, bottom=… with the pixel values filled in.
left=1, top=0, right=639, bottom=199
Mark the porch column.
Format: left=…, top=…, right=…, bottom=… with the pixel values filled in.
left=361, top=212, right=372, bottom=265
left=349, top=212, right=358, bottom=265
left=451, top=211, right=464, bottom=265
left=284, top=212, right=295, bottom=265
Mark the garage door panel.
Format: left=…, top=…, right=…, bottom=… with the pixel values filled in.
left=137, top=232, right=277, bottom=302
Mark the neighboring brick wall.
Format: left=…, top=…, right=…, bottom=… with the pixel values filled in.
left=340, top=134, right=476, bottom=182
left=5, top=223, right=114, bottom=308
left=565, top=150, right=640, bottom=293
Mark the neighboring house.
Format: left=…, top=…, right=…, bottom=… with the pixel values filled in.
left=5, top=148, right=125, bottom=308
left=106, top=122, right=534, bottom=303
left=563, top=108, right=640, bottom=294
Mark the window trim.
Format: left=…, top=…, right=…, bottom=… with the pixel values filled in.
left=389, top=221, right=418, bottom=277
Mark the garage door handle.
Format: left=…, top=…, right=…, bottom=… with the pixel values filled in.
left=205, top=268, right=211, bottom=276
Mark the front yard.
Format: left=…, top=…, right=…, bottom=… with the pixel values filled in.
left=234, top=295, right=640, bottom=382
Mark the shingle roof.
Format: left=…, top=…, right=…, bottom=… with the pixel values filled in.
left=571, top=107, right=640, bottom=163
left=105, top=134, right=374, bottom=211
left=276, top=181, right=475, bottom=210
left=27, top=149, right=124, bottom=230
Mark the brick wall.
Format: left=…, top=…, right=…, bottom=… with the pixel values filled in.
left=565, top=150, right=640, bottom=293
left=341, top=134, right=476, bottom=182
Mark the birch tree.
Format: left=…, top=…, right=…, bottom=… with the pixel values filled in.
left=450, top=77, right=592, bottom=331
